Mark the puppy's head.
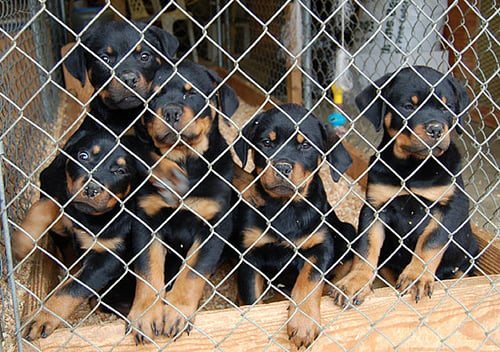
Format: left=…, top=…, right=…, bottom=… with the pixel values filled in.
left=65, top=132, right=137, bottom=215
left=65, top=20, right=179, bottom=109
left=355, top=66, right=470, bottom=159
left=234, top=104, right=352, bottom=199
left=142, top=61, right=239, bottom=158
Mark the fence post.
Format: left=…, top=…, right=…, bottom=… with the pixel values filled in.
left=0, top=141, right=24, bottom=351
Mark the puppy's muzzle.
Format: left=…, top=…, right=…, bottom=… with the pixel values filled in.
left=120, top=71, right=139, bottom=89
left=164, top=104, right=183, bottom=129
left=84, top=182, right=103, bottom=199
left=274, top=162, right=293, bottom=179
left=425, top=121, right=444, bottom=140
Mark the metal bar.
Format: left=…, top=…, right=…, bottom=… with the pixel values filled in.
left=216, top=0, right=223, bottom=67
left=30, top=0, right=53, bottom=124
left=0, top=141, right=24, bottom=352
left=302, top=0, right=312, bottom=109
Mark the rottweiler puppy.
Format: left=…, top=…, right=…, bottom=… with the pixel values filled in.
left=233, top=104, right=355, bottom=348
left=22, top=131, right=142, bottom=340
left=66, top=20, right=178, bottom=114
left=12, top=20, right=185, bottom=260
left=126, top=60, right=239, bottom=343
left=331, top=66, right=479, bottom=307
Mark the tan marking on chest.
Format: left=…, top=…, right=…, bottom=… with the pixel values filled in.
left=243, top=227, right=275, bottom=249
left=75, top=229, right=123, bottom=252
left=410, top=184, right=456, bottom=205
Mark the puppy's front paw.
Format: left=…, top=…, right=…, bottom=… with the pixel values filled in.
left=23, top=311, right=61, bottom=341
left=151, top=159, right=188, bottom=205
left=329, top=269, right=373, bottom=307
left=127, top=299, right=165, bottom=344
left=396, top=263, right=435, bottom=303
left=162, top=302, right=195, bottom=339
left=287, top=304, right=320, bottom=349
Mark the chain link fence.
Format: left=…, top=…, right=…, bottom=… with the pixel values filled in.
left=1, top=0, right=498, bottom=351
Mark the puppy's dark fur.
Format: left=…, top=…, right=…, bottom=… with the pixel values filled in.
left=12, top=21, right=185, bottom=260
left=233, top=103, right=355, bottom=348
left=126, top=60, right=239, bottom=343
left=22, top=132, right=141, bottom=340
left=331, top=66, right=478, bottom=307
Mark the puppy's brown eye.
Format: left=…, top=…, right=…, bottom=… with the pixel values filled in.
left=100, top=54, right=111, bottom=64
left=113, top=167, right=127, bottom=175
left=78, top=151, right=90, bottom=161
left=403, top=103, right=416, bottom=111
left=140, top=52, right=151, bottom=62
left=262, top=139, right=272, bottom=148
left=444, top=104, right=456, bottom=112
left=300, top=141, right=311, bottom=150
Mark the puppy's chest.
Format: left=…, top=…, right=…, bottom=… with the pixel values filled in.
left=368, top=159, right=457, bottom=209
left=259, top=203, right=323, bottom=241
left=65, top=214, right=129, bottom=254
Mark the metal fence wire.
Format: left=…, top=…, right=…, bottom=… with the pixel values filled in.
left=0, top=0, right=498, bottom=351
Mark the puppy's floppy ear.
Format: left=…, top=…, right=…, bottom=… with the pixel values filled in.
left=355, top=72, right=393, bottom=132
left=64, top=21, right=106, bottom=87
left=447, top=75, right=470, bottom=134
left=321, top=123, right=352, bottom=182
left=147, top=25, right=179, bottom=59
left=206, top=69, right=240, bottom=119
left=234, top=113, right=263, bottom=168
left=64, top=43, right=87, bottom=87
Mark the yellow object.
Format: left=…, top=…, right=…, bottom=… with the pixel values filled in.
left=332, top=84, right=344, bottom=105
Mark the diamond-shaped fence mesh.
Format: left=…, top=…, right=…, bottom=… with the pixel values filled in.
left=0, top=0, right=498, bottom=351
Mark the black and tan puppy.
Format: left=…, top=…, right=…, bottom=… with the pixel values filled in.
left=331, top=66, right=478, bottom=307
left=22, top=132, right=141, bottom=340
left=233, top=104, right=355, bottom=348
left=66, top=20, right=178, bottom=112
left=126, top=60, right=239, bottom=343
left=12, top=20, right=185, bottom=260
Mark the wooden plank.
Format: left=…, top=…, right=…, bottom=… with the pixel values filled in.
left=445, top=0, right=480, bottom=86
left=212, top=67, right=281, bottom=110
left=34, top=275, right=499, bottom=351
left=287, top=66, right=303, bottom=105
left=473, top=224, right=500, bottom=276
left=284, top=3, right=303, bottom=105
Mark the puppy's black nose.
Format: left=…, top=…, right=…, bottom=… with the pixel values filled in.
left=84, top=183, right=102, bottom=198
left=164, top=105, right=183, bottom=124
left=425, top=122, right=444, bottom=139
left=275, top=162, right=293, bottom=178
left=120, top=71, right=139, bottom=88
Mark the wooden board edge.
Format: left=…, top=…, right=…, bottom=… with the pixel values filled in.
left=35, top=275, right=499, bottom=351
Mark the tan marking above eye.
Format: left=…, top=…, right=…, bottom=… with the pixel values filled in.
left=136, top=44, right=142, bottom=52
left=442, top=96, right=448, bottom=104
left=105, top=47, right=113, bottom=54
left=92, top=145, right=101, bottom=155
left=269, top=131, right=277, bottom=141
left=184, top=83, right=193, bottom=91
left=384, top=112, right=393, bottom=130
left=116, top=157, right=126, bottom=166
left=297, top=134, right=305, bottom=144
left=411, top=95, right=419, bottom=104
